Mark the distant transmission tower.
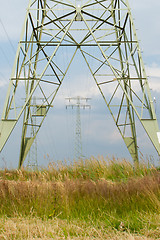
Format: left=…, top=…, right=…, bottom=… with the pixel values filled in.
left=27, top=96, right=38, bottom=170
left=66, top=97, right=91, bottom=160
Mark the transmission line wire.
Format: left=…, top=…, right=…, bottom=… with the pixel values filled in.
left=0, top=18, right=16, bottom=54
left=0, top=46, right=13, bottom=68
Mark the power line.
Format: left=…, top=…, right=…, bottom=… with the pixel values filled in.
left=0, top=46, right=13, bottom=67
left=0, top=18, right=16, bottom=70
left=0, top=18, right=16, bottom=54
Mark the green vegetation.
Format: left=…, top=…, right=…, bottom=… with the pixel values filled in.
left=0, top=156, right=160, bottom=239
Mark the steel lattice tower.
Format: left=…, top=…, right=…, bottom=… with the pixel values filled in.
left=66, top=96, right=91, bottom=160
left=27, top=96, right=38, bottom=169
left=0, top=0, right=160, bottom=168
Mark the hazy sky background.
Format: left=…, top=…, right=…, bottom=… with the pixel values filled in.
left=0, top=0, right=160, bottom=168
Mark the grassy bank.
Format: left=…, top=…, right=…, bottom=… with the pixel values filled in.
left=0, top=157, right=160, bottom=239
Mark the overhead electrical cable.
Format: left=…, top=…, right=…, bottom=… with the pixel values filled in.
left=0, top=46, right=13, bottom=68
left=0, top=18, right=16, bottom=54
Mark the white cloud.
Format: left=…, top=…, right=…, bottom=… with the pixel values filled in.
left=146, top=65, right=160, bottom=78
left=129, top=0, right=160, bottom=56
left=146, top=65, right=160, bottom=93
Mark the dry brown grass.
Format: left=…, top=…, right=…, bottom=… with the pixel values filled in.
left=0, top=158, right=160, bottom=239
left=0, top=216, right=158, bottom=240
left=0, top=174, right=160, bottom=203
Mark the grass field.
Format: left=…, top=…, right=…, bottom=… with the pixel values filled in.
left=0, top=156, right=160, bottom=239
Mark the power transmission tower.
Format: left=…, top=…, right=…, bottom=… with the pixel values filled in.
left=0, top=0, right=160, bottom=168
left=66, top=96, right=91, bottom=160
left=27, top=96, right=38, bottom=170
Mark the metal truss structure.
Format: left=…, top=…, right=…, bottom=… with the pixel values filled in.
left=0, top=0, right=160, bottom=168
left=66, top=96, right=91, bottom=160
left=27, top=96, right=38, bottom=169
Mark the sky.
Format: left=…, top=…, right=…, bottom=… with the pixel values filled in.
left=0, top=0, right=160, bottom=168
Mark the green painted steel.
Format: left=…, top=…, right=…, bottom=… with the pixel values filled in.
left=0, top=0, right=159, bottom=168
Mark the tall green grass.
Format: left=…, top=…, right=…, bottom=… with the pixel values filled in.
left=0, top=157, right=160, bottom=235
left=0, top=156, right=156, bottom=181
